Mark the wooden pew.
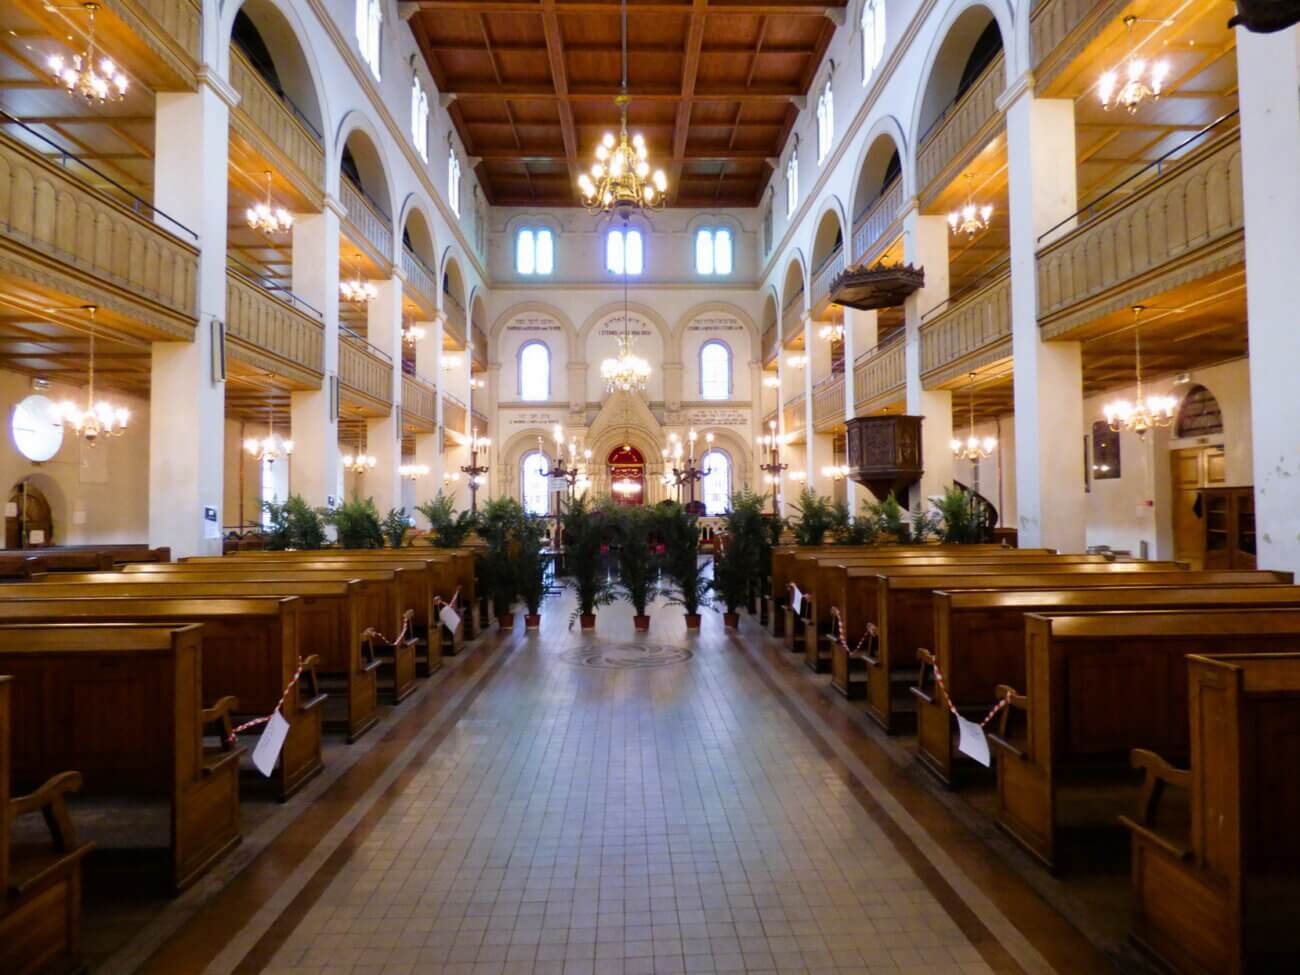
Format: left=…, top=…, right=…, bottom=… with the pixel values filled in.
left=0, top=557, right=41, bottom=581
left=0, top=674, right=94, bottom=975
left=0, top=624, right=242, bottom=892
left=1121, top=653, right=1300, bottom=975
left=10, top=574, right=388, bottom=743
left=987, top=608, right=1300, bottom=870
left=0, top=597, right=320, bottom=801
left=123, top=563, right=421, bottom=705
left=915, top=583, right=1300, bottom=786
left=0, top=546, right=171, bottom=570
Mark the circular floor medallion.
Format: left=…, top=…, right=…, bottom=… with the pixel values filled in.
left=561, top=642, right=693, bottom=670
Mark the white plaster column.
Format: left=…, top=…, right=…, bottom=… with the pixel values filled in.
left=1239, top=25, right=1300, bottom=573
left=902, top=203, right=952, bottom=508
left=804, top=314, right=834, bottom=498
left=149, top=80, right=231, bottom=555
left=843, top=307, right=878, bottom=510
left=414, top=315, right=443, bottom=505
left=1003, top=80, right=1085, bottom=551
left=290, top=201, right=342, bottom=507
left=749, top=359, right=764, bottom=488
left=364, top=276, right=403, bottom=513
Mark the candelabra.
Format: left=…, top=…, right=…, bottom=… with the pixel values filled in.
left=662, top=429, right=713, bottom=513
left=757, top=419, right=788, bottom=516
left=540, top=426, right=592, bottom=503
left=460, top=428, right=490, bottom=513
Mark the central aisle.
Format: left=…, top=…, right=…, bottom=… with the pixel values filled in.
left=251, top=595, right=1003, bottom=975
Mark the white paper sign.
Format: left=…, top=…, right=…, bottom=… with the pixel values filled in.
left=790, top=585, right=803, bottom=615
left=440, top=605, right=461, bottom=636
left=4, top=502, right=16, bottom=517
left=956, top=714, right=991, bottom=767
left=28, top=529, right=44, bottom=544
left=252, top=709, right=291, bottom=777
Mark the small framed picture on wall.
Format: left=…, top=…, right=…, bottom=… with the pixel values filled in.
left=1091, top=420, right=1121, bottom=480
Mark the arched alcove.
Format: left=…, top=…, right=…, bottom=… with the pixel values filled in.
left=229, top=0, right=324, bottom=138
left=811, top=206, right=846, bottom=273
left=782, top=257, right=807, bottom=314
left=1176, top=384, right=1225, bottom=439
left=401, top=204, right=437, bottom=274
left=916, top=5, right=1006, bottom=142
left=339, top=124, right=392, bottom=222
left=853, top=131, right=903, bottom=224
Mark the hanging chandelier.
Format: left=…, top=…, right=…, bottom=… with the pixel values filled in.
left=1103, top=306, right=1177, bottom=436
left=399, top=463, right=429, bottom=480
left=1099, top=17, right=1170, bottom=114
left=577, top=0, right=667, bottom=213
left=59, top=305, right=129, bottom=445
left=601, top=333, right=652, bottom=393
left=246, top=171, right=293, bottom=237
left=47, top=3, right=128, bottom=105
left=948, top=173, right=993, bottom=239
left=401, top=321, right=426, bottom=345
left=244, top=403, right=293, bottom=463
left=340, top=264, right=377, bottom=304
left=951, top=372, right=997, bottom=461
left=342, top=448, right=377, bottom=474
left=818, top=322, right=845, bottom=342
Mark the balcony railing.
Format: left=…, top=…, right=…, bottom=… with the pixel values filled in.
left=225, top=268, right=324, bottom=383
left=121, top=0, right=202, bottom=66
left=811, top=244, right=846, bottom=309
left=916, top=52, right=1005, bottom=198
left=1037, top=122, right=1243, bottom=337
left=229, top=47, right=324, bottom=194
left=339, top=328, right=393, bottom=405
left=443, top=394, right=468, bottom=434
left=1031, top=0, right=1113, bottom=86
left=852, top=177, right=904, bottom=263
left=471, top=407, right=489, bottom=431
left=401, top=245, right=437, bottom=311
left=401, top=372, right=437, bottom=426
left=340, top=176, right=392, bottom=267
left=853, top=332, right=906, bottom=411
left=781, top=292, right=804, bottom=340
left=442, top=291, right=467, bottom=345
left=471, top=323, right=488, bottom=368
left=0, top=119, right=198, bottom=335
left=761, top=324, right=778, bottom=365
left=812, top=374, right=845, bottom=431
left=920, top=267, right=1011, bottom=385
left=782, top=393, right=806, bottom=439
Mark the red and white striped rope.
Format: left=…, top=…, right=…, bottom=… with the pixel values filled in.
left=225, top=658, right=306, bottom=744
left=927, top=660, right=1014, bottom=729
left=829, top=606, right=877, bottom=658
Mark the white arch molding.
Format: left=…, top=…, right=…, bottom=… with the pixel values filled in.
left=847, top=114, right=911, bottom=223
left=488, top=301, right=578, bottom=363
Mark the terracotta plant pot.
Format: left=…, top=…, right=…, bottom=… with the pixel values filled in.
left=498, top=612, right=515, bottom=629
left=685, top=613, right=702, bottom=630
left=580, top=613, right=596, bottom=630
left=633, top=614, right=651, bottom=631
left=723, top=612, right=739, bottom=629
left=524, top=613, right=541, bottom=630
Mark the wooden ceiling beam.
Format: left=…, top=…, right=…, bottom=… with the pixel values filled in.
left=668, top=0, right=709, bottom=205
left=449, top=85, right=803, bottom=101
left=539, top=0, right=583, bottom=200
left=404, top=1, right=840, bottom=13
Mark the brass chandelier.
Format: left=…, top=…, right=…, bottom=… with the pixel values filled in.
left=1103, top=306, right=1177, bottom=436
left=340, top=263, right=377, bottom=304
left=950, top=372, right=997, bottom=461
left=59, top=305, right=129, bottom=445
left=577, top=0, right=667, bottom=214
left=244, top=403, right=293, bottom=463
left=948, top=174, right=993, bottom=239
left=48, top=3, right=128, bottom=105
left=247, top=171, right=293, bottom=237
left=1099, top=17, right=1170, bottom=114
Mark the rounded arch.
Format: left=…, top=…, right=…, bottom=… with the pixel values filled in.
left=217, top=0, right=330, bottom=143
left=576, top=301, right=673, bottom=349
left=470, top=291, right=488, bottom=332
left=910, top=0, right=1012, bottom=151
left=440, top=253, right=466, bottom=313
left=850, top=117, right=908, bottom=225
left=696, top=427, right=754, bottom=488
left=781, top=254, right=808, bottom=314
left=334, top=111, right=396, bottom=237
left=488, top=301, right=577, bottom=362
left=1175, top=383, right=1225, bottom=439
left=398, top=196, right=438, bottom=271
left=670, top=301, right=760, bottom=350
left=810, top=200, right=847, bottom=272
left=761, top=290, right=778, bottom=334
left=697, top=339, right=734, bottom=400
left=517, top=340, right=552, bottom=401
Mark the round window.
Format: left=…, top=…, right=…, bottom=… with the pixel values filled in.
left=11, top=394, right=65, bottom=463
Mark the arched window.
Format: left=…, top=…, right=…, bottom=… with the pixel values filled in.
left=355, top=0, right=382, bottom=79
left=694, top=228, right=733, bottom=275
left=699, top=341, right=732, bottom=400
left=606, top=228, right=643, bottom=275
left=1175, top=384, right=1225, bottom=438
left=785, top=143, right=799, bottom=217
left=816, top=77, right=834, bottom=163
left=411, top=74, right=429, bottom=161
left=518, top=341, right=550, bottom=401
left=701, top=449, right=731, bottom=515
left=861, top=0, right=885, bottom=84
left=516, top=228, right=554, bottom=275
left=522, top=451, right=551, bottom=516
left=448, top=145, right=461, bottom=216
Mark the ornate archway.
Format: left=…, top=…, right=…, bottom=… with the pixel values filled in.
left=608, top=444, right=646, bottom=506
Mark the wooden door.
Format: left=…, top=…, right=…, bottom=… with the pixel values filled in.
left=1171, top=448, right=1207, bottom=570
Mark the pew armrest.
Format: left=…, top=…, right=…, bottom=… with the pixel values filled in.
left=299, top=654, right=327, bottom=710
left=912, top=648, right=936, bottom=704
left=986, top=684, right=1028, bottom=761
left=202, top=695, right=240, bottom=751
left=10, top=770, right=84, bottom=853
left=1120, top=748, right=1193, bottom=861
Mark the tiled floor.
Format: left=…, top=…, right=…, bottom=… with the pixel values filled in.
left=115, top=594, right=1109, bottom=974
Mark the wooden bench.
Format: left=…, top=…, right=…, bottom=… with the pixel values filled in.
left=988, top=608, right=1300, bottom=870
left=0, top=624, right=242, bottom=892
left=1121, top=652, right=1300, bottom=975
left=914, top=583, right=1300, bottom=786
left=0, top=674, right=94, bottom=975
left=0, top=546, right=171, bottom=570
left=16, top=573, right=388, bottom=744
left=0, top=597, right=321, bottom=801
left=123, top=563, right=422, bottom=706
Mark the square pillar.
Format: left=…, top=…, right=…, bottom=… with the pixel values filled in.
left=148, top=82, right=231, bottom=555
left=902, top=205, right=952, bottom=508
left=842, top=308, right=876, bottom=511
left=290, top=202, right=342, bottom=507
left=1239, top=26, right=1300, bottom=573
left=363, top=277, right=403, bottom=513
left=1004, top=83, right=1084, bottom=551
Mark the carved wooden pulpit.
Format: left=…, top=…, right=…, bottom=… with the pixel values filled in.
left=845, top=414, right=924, bottom=501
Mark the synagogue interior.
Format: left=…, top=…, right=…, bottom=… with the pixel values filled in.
left=0, top=0, right=1297, bottom=973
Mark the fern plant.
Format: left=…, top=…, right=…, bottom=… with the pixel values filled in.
left=477, top=497, right=525, bottom=617
left=516, top=513, right=549, bottom=616
left=933, top=484, right=980, bottom=543
left=416, top=493, right=477, bottom=547
left=656, top=502, right=713, bottom=616
left=609, top=503, right=660, bottom=617
left=869, top=492, right=910, bottom=542
left=325, top=495, right=384, bottom=549
left=261, top=494, right=326, bottom=550
left=791, top=488, right=835, bottom=545
left=381, top=508, right=412, bottom=548
left=562, top=495, right=616, bottom=624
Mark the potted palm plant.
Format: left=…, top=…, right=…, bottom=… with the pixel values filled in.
left=562, top=495, right=615, bottom=629
left=262, top=494, right=326, bottom=551
left=381, top=507, right=412, bottom=548
left=609, top=503, right=660, bottom=630
left=416, top=493, right=477, bottom=547
left=711, top=531, right=750, bottom=629
left=477, top=497, right=523, bottom=627
left=658, top=502, right=712, bottom=630
left=325, top=495, right=384, bottom=549
left=517, top=511, right=549, bottom=629
left=791, top=488, right=835, bottom=545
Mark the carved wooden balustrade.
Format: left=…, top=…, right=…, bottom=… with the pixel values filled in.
left=1037, top=127, right=1243, bottom=339
left=0, top=127, right=198, bottom=339
left=853, top=333, right=906, bottom=413
left=811, top=244, right=846, bottom=311
left=401, top=246, right=438, bottom=315
left=229, top=46, right=324, bottom=201
left=761, top=324, right=778, bottom=366
left=916, top=53, right=1005, bottom=201
left=782, top=393, right=806, bottom=440
left=340, top=177, right=392, bottom=270
left=103, top=0, right=202, bottom=82
left=852, top=178, right=904, bottom=264
left=442, top=293, right=467, bottom=346
left=1031, top=0, right=1123, bottom=88
left=401, top=372, right=437, bottom=431
left=471, top=323, right=488, bottom=370
left=442, top=393, right=468, bottom=435
left=339, top=331, right=393, bottom=408
left=920, top=268, right=1011, bottom=386
left=812, top=374, right=846, bottom=432
left=781, top=292, right=804, bottom=342
left=225, top=270, right=324, bottom=387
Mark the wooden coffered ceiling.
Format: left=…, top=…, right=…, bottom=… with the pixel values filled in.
left=405, top=0, right=846, bottom=207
